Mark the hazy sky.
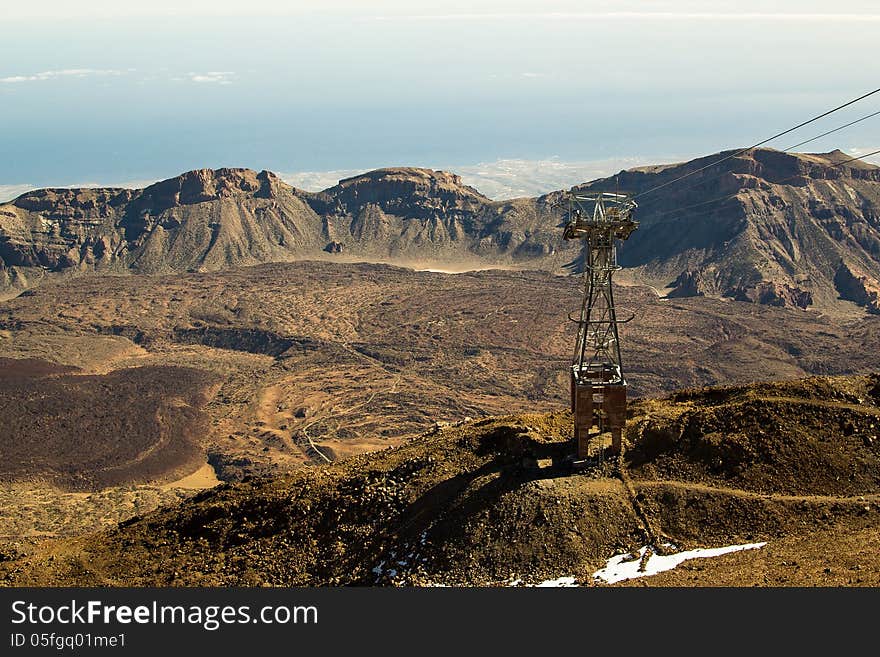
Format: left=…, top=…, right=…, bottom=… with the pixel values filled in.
left=2, top=1, right=878, bottom=195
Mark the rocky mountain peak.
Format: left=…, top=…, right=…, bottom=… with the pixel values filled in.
left=2, top=149, right=879, bottom=314
left=588, top=148, right=880, bottom=311
left=587, top=149, right=879, bottom=202
left=137, top=168, right=293, bottom=214
left=740, top=148, right=880, bottom=184
left=11, top=187, right=134, bottom=217
left=336, top=167, right=486, bottom=197
left=308, top=167, right=490, bottom=220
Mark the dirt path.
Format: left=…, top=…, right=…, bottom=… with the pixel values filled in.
left=756, top=394, right=880, bottom=415
left=633, top=478, right=880, bottom=504
left=252, top=380, right=329, bottom=463
left=248, top=338, right=408, bottom=465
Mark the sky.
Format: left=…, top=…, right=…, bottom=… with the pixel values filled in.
left=1, top=1, right=878, bottom=199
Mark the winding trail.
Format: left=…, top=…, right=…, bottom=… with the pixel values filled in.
left=633, top=478, right=880, bottom=504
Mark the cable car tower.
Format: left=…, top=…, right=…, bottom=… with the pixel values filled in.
left=562, top=191, right=638, bottom=461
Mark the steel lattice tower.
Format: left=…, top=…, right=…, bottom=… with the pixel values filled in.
left=562, top=192, right=638, bottom=459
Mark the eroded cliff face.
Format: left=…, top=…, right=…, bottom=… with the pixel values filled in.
left=301, top=167, right=487, bottom=254
left=304, top=167, right=489, bottom=221
left=0, top=169, right=327, bottom=291
left=0, top=166, right=565, bottom=298
left=588, top=149, right=880, bottom=311
left=0, top=188, right=131, bottom=270
left=834, top=261, right=880, bottom=314
left=2, top=149, right=879, bottom=313
left=298, top=167, right=560, bottom=260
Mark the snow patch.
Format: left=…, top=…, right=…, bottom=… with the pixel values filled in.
left=506, top=575, right=577, bottom=587
left=534, top=576, right=578, bottom=587
left=593, top=542, right=767, bottom=584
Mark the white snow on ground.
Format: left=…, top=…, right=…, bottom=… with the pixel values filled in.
left=593, top=542, right=767, bottom=584
left=506, top=541, right=767, bottom=587
left=533, top=576, right=578, bottom=587
left=506, top=575, right=577, bottom=587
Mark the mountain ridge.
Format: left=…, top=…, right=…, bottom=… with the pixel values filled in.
left=576, top=148, right=880, bottom=311
left=2, top=148, right=879, bottom=313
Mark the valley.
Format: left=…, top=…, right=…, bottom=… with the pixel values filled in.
left=1, top=147, right=879, bottom=587
left=1, top=261, right=879, bottom=553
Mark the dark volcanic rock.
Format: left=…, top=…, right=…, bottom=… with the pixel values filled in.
left=0, top=359, right=216, bottom=491
left=724, top=281, right=813, bottom=309
left=5, top=374, right=880, bottom=587
left=834, top=261, right=880, bottom=313
left=667, top=270, right=707, bottom=298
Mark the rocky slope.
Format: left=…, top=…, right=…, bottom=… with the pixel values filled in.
left=0, top=169, right=326, bottom=292
left=0, top=167, right=561, bottom=299
left=2, top=374, right=879, bottom=587
left=5, top=261, right=879, bottom=544
left=299, top=167, right=559, bottom=261
left=587, top=148, right=880, bottom=312
left=2, top=149, right=879, bottom=312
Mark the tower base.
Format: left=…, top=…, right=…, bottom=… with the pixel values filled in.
left=571, top=372, right=627, bottom=457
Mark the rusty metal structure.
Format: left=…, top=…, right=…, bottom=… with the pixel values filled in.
left=562, top=191, right=638, bottom=460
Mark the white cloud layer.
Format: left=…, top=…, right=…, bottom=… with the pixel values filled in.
left=281, top=156, right=654, bottom=199
left=453, top=157, right=653, bottom=198
left=848, top=147, right=880, bottom=165
left=188, top=71, right=235, bottom=84
left=371, top=11, right=880, bottom=21
left=0, top=69, right=125, bottom=83
left=0, top=185, right=39, bottom=203
left=2, top=159, right=644, bottom=204
left=0, top=179, right=159, bottom=203
left=0, top=69, right=237, bottom=86
left=280, top=169, right=365, bottom=192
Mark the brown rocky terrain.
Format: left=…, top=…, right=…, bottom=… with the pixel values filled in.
left=2, top=373, right=878, bottom=587
left=2, top=146, right=879, bottom=584
left=1, top=261, right=879, bottom=546
left=4, top=261, right=880, bottom=471
left=3, top=149, right=878, bottom=313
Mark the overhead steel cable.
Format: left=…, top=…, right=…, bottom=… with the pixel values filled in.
left=633, top=86, right=880, bottom=200
left=621, top=106, right=880, bottom=215
left=643, top=148, right=880, bottom=222
left=783, top=108, right=880, bottom=151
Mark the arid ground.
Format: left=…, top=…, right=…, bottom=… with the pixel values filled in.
left=0, top=261, right=879, bottom=585
left=2, top=374, right=878, bottom=587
